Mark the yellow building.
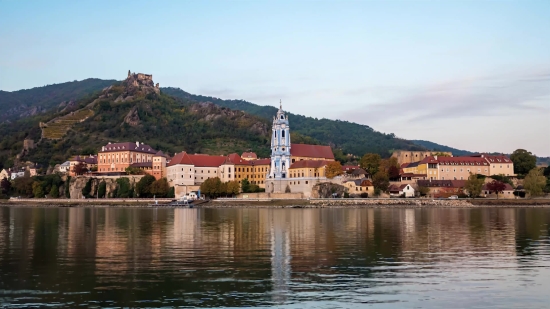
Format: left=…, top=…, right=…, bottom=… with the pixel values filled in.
left=289, top=160, right=329, bottom=178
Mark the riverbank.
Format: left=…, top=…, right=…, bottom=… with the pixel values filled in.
left=1, top=198, right=549, bottom=208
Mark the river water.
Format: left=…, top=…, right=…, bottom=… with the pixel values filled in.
left=0, top=207, right=549, bottom=308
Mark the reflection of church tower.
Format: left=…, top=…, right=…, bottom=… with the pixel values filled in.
left=268, top=101, right=291, bottom=179
left=270, top=211, right=291, bottom=303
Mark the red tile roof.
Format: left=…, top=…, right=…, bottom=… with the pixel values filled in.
left=188, top=154, right=227, bottom=167
left=437, top=156, right=488, bottom=166
left=290, top=144, right=334, bottom=160
left=70, top=155, right=98, bottom=164
left=228, top=153, right=251, bottom=165
left=290, top=160, right=330, bottom=169
left=241, top=152, right=258, bottom=159
left=100, top=142, right=157, bottom=154
left=482, top=155, right=512, bottom=164
left=420, top=156, right=438, bottom=164
left=167, top=152, right=194, bottom=166
left=250, top=158, right=271, bottom=165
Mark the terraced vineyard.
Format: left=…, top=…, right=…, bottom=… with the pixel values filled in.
left=42, top=109, right=94, bottom=139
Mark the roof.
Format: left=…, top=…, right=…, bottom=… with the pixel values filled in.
left=417, top=180, right=466, bottom=188
left=290, top=144, right=334, bottom=160
left=400, top=173, right=427, bottom=178
left=400, top=163, right=410, bottom=168
left=388, top=184, right=409, bottom=192
left=167, top=152, right=194, bottom=166
left=60, top=161, right=70, bottom=167
left=228, top=153, right=251, bottom=165
left=351, top=179, right=373, bottom=186
left=188, top=154, right=227, bottom=167
left=351, top=168, right=368, bottom=175
left=437, top=156, right=488, bottom=166
left=289, top=160, right=330, bottom=169
left=420, top=156, right=439, bottom=164
left=100, top=142, right=157, bottom=154
left=482, top=155, right=512, bottom=164
left=250, top=158, right=271, bottom=166
left=342, top=165, right=360, bottom=171
left=405, top=161, right=421, bottom=168
left=241, top=152, right=258, bottom=159
left=482, top=182, right=514, bottom=191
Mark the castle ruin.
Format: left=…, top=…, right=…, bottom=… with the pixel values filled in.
left=126, top=70, right=159, bottom=93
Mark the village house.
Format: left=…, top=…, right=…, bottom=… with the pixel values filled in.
left=388, top=184, right=415, bottom=197
left=417, top=180, right=467, bottom=198
left=482, top=182, right=515, bottom=199
left=59, top=161, right=71, bottom=173
left=343, top=178, right=374, bottom=197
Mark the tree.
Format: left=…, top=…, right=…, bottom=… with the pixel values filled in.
left=418, top=186, right=430, bottom=197
left=98, top=181, right=106, bottom=198
left=65, top=176, right=71, bottom=198
left=227, top=180, right=240, bottom=196
left=388, top=166, right=400, bottom=180
left=0, top=177, right=11, bottom=196
left=241, top=178, right=251, bottom=193
left=379, top=157, right=399, bottom=173
left=115, top=178, right=131, bottom=198
left=326, top=161, right=343, bottom=178
left=136, top=174, right=156, bottom=197
left=523, top=168, right=546, bottom=197
left=510, top=149, right=536, bottom=175
left=360, top=153, right=381, bottom=176
left=49, top=184, right=59, bottom=198
left=465, top=173, right=484, bottom=198
left=13, top=176, right=34, bottom=197
left=486, top=180, right=506, bottom=199
left=285, top=184, right=291, bottom=193
left=150, top=178, right=170, bottom=197
left=200, top=177, right=222, bottom=198
left=72, top=162, right=88, bottom=176
left=32, top=181, right=45, bottom=198
left=82, top=178, right=92, bottom=198
left=372, top=171, right=389, bottom=193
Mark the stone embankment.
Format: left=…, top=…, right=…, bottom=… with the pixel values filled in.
left=309, top=198, right=473, bottom=208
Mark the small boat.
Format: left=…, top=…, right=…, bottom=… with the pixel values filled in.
left=149, top=197, right=194, bottom=207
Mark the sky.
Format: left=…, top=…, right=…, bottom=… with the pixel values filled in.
left=1, top=0, right=549, bottom=156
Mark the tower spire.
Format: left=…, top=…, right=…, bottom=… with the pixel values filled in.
left=279, top=99, right=282, bottom=110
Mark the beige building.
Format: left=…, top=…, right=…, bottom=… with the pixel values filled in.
left=437, top=156, right=490, bottom=180
left=474, top=154, right=515, bottom=176
left=392, top=150, right=452, bottom=165
left=98, top=142, right=156, bottom=173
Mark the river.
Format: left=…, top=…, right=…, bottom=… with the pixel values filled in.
left=0, top=207, right=549, bottom=308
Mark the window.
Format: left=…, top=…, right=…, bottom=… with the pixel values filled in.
left=282, top=130, right=285, bottom=137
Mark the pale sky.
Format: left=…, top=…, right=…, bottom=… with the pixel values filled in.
left=1, top=0, right=549, bottom=156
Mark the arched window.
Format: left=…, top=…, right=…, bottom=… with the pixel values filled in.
left=281, top=115, right=284, bottom=120
left=282, top=130, right=285, bottom=138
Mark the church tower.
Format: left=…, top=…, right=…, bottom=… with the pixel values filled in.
left=268, top=101, right=291, bottom=179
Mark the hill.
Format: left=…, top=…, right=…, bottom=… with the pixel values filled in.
left=0, top=78, right=116, bottom=122
left=0, top=73, right=271, bottom=169
left=409, top=140, right=474, bottom=156
left=162, top=87, right=425, bottom=157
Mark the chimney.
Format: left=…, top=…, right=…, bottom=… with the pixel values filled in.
left=102, top=146, right=105, bottom=151
left=434, top=155, right=437, bottom=160
left=136, top=141, right=140, bottom=147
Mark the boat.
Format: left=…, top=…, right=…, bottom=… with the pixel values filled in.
left=148, top=197, right=194, bottom=208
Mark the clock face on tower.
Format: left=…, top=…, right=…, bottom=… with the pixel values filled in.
left=281, top=124, right=286, bottom=129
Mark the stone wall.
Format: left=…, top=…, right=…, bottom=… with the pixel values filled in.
left=69, top=176, right=144, bottom=199
left=310, top=198, right=473, bottom=207
left=237, top=192, right=304, bottom=199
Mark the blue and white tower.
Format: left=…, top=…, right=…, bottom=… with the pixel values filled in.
left=268, top=101, right=291, bottom=179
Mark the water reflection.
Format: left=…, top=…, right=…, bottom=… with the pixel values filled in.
left=0, top=207, right=549, bottom=308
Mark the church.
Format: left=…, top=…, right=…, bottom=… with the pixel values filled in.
left=265, top=102, right=338, bottom=196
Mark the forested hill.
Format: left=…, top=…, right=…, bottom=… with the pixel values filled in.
left=162, top=87, right=425, bottom=157
left=0, top=79, right=272, bottom=169
left=0, top=78, right=116, bottom=122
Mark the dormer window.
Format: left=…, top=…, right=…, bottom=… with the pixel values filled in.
left=280, top=115, right=284, bottom=120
